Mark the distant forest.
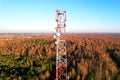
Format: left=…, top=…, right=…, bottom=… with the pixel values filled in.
left=0, top=33, right=120, bottom=80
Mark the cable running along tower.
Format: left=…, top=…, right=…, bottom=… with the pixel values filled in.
left=54, top=10, right=67, bottom=80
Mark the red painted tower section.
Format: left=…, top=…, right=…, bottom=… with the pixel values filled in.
left=54, top=10, right=67, bottom=80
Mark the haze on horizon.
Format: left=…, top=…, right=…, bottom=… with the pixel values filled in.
left=0, top=0, right=120, bottom=33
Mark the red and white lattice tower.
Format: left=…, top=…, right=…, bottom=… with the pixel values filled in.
left=54, top=10, right=67, bottom=80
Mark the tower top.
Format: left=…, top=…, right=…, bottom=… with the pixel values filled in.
left=55, top=10, right=66, bottom=33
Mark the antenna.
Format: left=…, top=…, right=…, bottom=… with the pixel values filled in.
left=54, top=10, right=67, bottom=80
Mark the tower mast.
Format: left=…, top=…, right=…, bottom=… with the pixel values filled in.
left=54, top=10, right=67, bottom=80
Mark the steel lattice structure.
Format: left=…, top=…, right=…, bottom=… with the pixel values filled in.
left=54, top=10, right=67, bottom=80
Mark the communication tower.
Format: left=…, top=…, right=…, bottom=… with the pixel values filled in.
left=54, top=10, right=67, bottom=80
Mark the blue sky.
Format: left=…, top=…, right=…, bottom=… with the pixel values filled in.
left=0, top=0, right=120, bottom=33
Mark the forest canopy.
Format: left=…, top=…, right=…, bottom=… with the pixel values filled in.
left=0, top=33, right=120, bottom=80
